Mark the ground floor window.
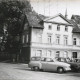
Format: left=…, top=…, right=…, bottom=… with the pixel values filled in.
left=55, top=51, right=60, bottom=57
left=47, top=50, right=52, bottom=57
left=72, top=52, right=77, bottom=58
left=36, top=50, right=42, bottom=57
left=63, top=51, right=68, bottom=58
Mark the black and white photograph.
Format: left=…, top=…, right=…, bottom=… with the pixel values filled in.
left=0, top=0, right=80, bottom=80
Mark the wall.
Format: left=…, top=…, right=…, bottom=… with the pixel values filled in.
left=31, top=22, right=73, bottom=45
left=30, top=22, right=80, bottom=59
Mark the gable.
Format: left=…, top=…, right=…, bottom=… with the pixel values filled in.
left=48, top=16, right=69, bottom=24
left=25, top=12, right=44, bottom=29
left=44, top=14, right=72, bottom=25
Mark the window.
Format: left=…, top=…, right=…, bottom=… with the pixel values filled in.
left=36, top=50, right=42, bottom=57
left=56, top=35, right=60, bottom=44
left=48, top=25, right=52, bottom=30
left=72, top=52, right=77, bottom=58
left=38, top=34, right=42, bottom=43
left=22, top=35, right=25, bottom=43
left=46, top=58, right=53, bottom=62
left=63, top=51, right=68, bottom=58
left=48, top=35, right=52, bottom=43
left=47, top=50, right=52, bottom=57
left=64, top=36, right=68, bottom=45
left=57, top=24, right=60, bottom=31
left=56, top=51, right=60, bottom=58
left=65, top=26, right=68, bottom=31
left=31, top=57, right=41, bottom=61
left=73, top=38, right=76, bottom=45
left=26, top=34, right=28, bottom=43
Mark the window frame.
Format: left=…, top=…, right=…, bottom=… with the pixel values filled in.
left=48, top=25, right=52, bottom=30
left=64, top=35, right=68, bottom=45
left=57, top=24, right=60, bottom=31
left=56, top=35, right=60, bottom=44
left=65, top=26, right=68, bottom=32
left=36, top=50, right=42, bottom=57
left=73, top=38, right=77, bottom=45
left=47, top=34, right=52, bottom=43
left=63, top=51, right=68, bottom=58
left=56, top=51, right=60, bottom=58
left=47, top=50, right=52, bottom=57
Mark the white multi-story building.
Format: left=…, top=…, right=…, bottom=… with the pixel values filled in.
left=21, top=12, right=80, bottom=62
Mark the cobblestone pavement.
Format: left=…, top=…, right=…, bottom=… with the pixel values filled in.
left=0, top=62, right=80, bottom=80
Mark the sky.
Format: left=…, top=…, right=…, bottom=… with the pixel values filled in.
left=29, top=0, right=80, bottom=19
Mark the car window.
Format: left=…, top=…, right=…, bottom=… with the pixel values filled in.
left=74, top=59, right=80, bottom=63
left=41, top=58, right=46, bottom=61
left=46, top=58, right=53, bottom=62
left=55, top=57, right=70, bottom=62
left=31, top=57, right=35, bottom=61
left=61, top=58, right=65, bottom=62
left=71, top=58, right=80, bottom=63
left=31, top=57, right=41, bottom=61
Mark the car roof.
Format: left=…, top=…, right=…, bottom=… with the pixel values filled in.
left=31, top=56, right=52, bottom=58
left=73, top=58, right=80, bottom=59
left=31, top=56, right=53, bottom=59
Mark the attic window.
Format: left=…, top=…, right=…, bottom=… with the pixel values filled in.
left=48, top=25, right=52, bottom=30
left=57, top=24, right=60, bottom=31
left=65, top=26, right=68, bottom=32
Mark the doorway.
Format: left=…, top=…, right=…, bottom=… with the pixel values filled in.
left=72, top=52, right=77, bottom=58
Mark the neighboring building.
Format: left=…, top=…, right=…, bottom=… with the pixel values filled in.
left=21, top=12, right=80, bottom=62
left=71, top=15, right=80, bottom=58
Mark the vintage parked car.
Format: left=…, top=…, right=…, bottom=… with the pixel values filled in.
left=55, top=57, right=70, bottom=62
left=68, top=58, right=80, bottom=72
left=55, top=57, right=80, bottom=72
left=28, top=57, right=71, bottom=73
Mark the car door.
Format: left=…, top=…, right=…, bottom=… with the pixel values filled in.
left=41, top=58, right=48, bottom=70
left=45, top=58, right=57, bottom=71
left=41, top=58, right=57, bottom=71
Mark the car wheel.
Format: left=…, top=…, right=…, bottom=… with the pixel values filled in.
left=77, top=68, right=80, bottom=73
left=57, top=67, right=64, bottom=73
left=31, top=67, right=35, bottom=71
left=34, top=66, right=39, bottom=71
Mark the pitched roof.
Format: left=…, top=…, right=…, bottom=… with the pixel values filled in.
left=71, top=15, right=80, bottom=24
left=39, top=14, right=48, bottom=20
left=25, top=11, right=44, bottom=29
left=44, top=13, right=72, bottom=25
left=71, top=15, right=80, bottom=33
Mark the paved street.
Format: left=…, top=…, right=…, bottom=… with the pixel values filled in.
left=0, top=62, right=80, bottom=80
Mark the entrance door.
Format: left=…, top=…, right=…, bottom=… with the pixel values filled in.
left=72, top=52, right=77, bottom=58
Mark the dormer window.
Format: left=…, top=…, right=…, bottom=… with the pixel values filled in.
left=48, top=25, right=52, bottom=30
left=65, top=26, right=68, bottom=31
left=57, top=24, right=60, bottom=31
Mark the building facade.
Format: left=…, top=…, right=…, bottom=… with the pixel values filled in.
left=21, top=12, right=80, bottom=62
